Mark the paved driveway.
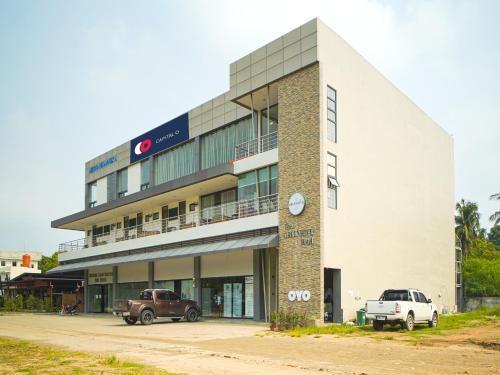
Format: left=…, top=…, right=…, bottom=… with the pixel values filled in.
left=0, top=313, right=498, bottom=374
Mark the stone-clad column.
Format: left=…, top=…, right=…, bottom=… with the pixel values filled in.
left=277, top=63, right=323, bottom=322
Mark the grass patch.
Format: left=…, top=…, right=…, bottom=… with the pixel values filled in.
left=282, top=307, right=500, bottom=338
left=0, top=336, right=181, bottom=374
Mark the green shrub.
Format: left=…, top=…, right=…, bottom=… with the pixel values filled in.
left=25, top=295, right=37, bottom=310
left=14, top=295, right=24, bottom=310
left=3, top=297, right=16, bottom=311
left=42, top=297, right=54, bottom=312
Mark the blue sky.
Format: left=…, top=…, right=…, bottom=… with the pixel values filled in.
left=0, top=0, right=499, bottom=254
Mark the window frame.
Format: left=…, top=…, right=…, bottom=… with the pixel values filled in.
left=326, top=85, right=337, bottom=143
left=327, top=152, right=338, bottom=209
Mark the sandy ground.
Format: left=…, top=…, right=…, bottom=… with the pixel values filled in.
left=0, top=313, right=499, bottom=374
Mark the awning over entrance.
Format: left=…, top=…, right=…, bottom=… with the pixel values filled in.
left=48, top=233, right=278, bottom=273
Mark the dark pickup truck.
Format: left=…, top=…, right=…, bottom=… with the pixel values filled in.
left=113, top=289, right=201, bottom=325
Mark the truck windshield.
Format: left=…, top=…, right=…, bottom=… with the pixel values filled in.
left=139, top=291, right=153, bottom=300
left=380, top=290, right=410, bottom=301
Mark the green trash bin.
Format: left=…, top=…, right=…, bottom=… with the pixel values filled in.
left=356, top=310, right=366, bottom=325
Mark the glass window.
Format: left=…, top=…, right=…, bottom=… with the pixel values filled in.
left=154, top=280, right=174, bottom=290
left=168, top=207, right=179, bottom=219
left=139, top=290, right=153, bottom=300
left=327, top=153, right=338, bottom=209
left=156, top=291, right=168, bottom=301
left=201, top=117, right=256, bottom=169
left=327, top=85, right=337, bottom=142
left=88, top=181, right=97, bottom=207
left=141, top=159, right=150, bottom=189
left=418, top=292, right=427, bottom=303
left=154, top=141, right=196, bottom=185
left=261, top=105, right=278, bottom=136
left=258, top=168, right=269, bottom=197
left=181, top=279, right=194, bottom=300
left=412, top=291, right=420, bottom=303
left=117, top=282, right=148, bottom=300
left=167, top=291, right=180, bottom=301
left=117, top=168, right=128, bottom=196
left=238, top=171, right=257, bottom=202
left=270, top=165, right=278, bottom=195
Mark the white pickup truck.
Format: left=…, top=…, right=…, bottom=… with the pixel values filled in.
left=365, top=289, right=438, bottom=331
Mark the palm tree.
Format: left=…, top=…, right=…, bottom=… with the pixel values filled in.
left=455, top=199, right=481, bottom=259
left=490, top=191, right=500, bottom=226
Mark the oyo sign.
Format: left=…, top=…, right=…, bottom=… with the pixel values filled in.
left=288, top=192, right=306, bottom=216
left=288, top=290, right=311, bottom=302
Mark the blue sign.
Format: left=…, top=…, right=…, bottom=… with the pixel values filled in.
left=130, top=113, right=189, bottom=164
left=89, top=156, right=117, bottom=174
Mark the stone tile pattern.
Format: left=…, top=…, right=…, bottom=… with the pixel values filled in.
left=85, top=141, right=130, bottom=183
left=278, top=63, right=323, bottom=320
left=188, top=92, right=251, bottom=138
left=229, top=19, right=318, bottom=101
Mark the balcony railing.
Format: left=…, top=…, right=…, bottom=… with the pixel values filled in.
left=58, top=194, right=279, bottom=253
left=234, top=131, right=278, bottom=160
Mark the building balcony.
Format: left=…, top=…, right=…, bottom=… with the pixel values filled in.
left=58, top=194, right=279, bottom=261
left=234, top=131, right=277, bottom=160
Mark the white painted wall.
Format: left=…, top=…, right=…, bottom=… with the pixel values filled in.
left=155, top=257, right=193, bottom=280
left=201, top=250, right=253, bottom=278
left=117, top=263, right=148, bottom=283
left=96, top=177, right=108, bottom=205
left=317, top=20, right=455, bottom=319
left=233, top=148, right=278, bottom=174
left=128, top=163, right=141, bottom=195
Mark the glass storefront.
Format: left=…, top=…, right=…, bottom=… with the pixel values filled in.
left=201, top=276, right=253, bottom=318
left=116, top=282, right=148, bottom=300
left=154, top=279, right=194, bottom=300
left=88, top=284, right=112, bottom=313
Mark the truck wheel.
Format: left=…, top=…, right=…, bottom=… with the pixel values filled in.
left=428, top=312, right=438, bottom=328
left=140, top=309, right=154, bottom=325
left=403, top=313, right=414, bottom=331
left=373, top=320, right=384, bottom=331
left=124, top=316, right=137, bottom=325
left=186, top=308, right=199, bottom=322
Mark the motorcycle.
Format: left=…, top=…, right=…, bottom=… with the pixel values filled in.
left=58, top=300, right=81, bottom=315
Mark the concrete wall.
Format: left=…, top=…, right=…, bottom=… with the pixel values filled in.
left=155, top=257, right=193, bottom=280
left=201, top=250, right=253, bottom=278
left=277, top=63, right=323, bottom=320
left=465, top=297, right=500, bottom=311
left=117, top=263, right=148, bottom=283
left=317, top=20, right=455, bottom=320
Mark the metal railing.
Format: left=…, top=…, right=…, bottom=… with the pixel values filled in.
left=234, top=132, right=278, bottom=160
left=58, top=194, right=279, bottom=253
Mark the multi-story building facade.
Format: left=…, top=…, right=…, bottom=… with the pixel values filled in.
left=0, top=250, right=42, bottom=282
left=50, top=19, right=455, bottom=322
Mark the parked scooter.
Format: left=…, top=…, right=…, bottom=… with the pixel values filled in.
left=58, top=300, right=81, bottom=315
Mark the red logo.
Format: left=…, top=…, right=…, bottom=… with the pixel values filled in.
left=134, top=138, right=152, bottom=155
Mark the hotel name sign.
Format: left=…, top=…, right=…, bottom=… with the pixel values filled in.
left=88, top=271, right=113, bottom=284
left=283, top=223, right=314, bottom=245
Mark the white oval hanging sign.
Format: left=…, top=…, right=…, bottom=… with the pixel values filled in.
left=288, top=192, right=306, bottom=216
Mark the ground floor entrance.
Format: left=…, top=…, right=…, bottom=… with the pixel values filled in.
left=201, top=276, right=254, bottom=318
left=88, top=284, right=112, bottom=313
left=324, top=268, right=342, bottom=323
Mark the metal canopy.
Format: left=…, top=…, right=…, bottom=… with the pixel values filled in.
left=48, top=234, right=278, bottom=273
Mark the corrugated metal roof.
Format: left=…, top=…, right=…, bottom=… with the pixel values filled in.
left=48, top=234, right=278, bottom=273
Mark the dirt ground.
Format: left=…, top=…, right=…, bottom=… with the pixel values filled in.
left=0, top=313, right=498, bottom=374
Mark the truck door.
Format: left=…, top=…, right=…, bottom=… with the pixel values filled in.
left=418, top=292, right=432, bottom=321
left=155, top=291, right=170, bottom=316
left=167, top=291, right=185, bottom=317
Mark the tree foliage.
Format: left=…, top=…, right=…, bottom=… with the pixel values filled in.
left=455, top=199, right=481, bottom=258
left=39, top=252, right=59, bottom=273
left=488, top=225, right=500, bottom=251
left=463, top=239, right=500, bottom=297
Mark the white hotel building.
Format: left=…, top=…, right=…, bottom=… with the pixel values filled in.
left=50, top=19, right=456, bottom=322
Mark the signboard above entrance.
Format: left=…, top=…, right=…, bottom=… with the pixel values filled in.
left=130, top=112, right=190, bottom=164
